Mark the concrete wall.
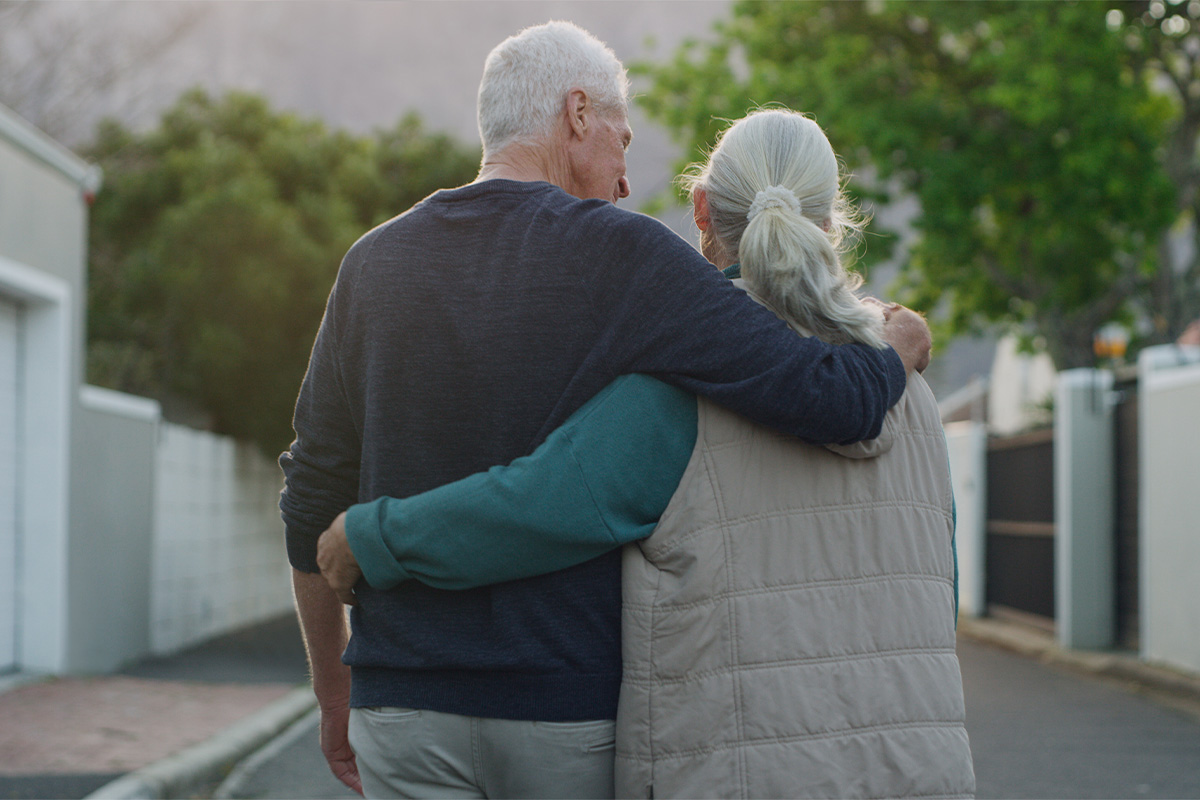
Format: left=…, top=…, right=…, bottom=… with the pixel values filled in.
left=150, top=423, right=293, bottom=656
left=1139, top=345, right=1200, bottom=674
left=68, top=387, right=160, bottom=672
left=68, top=387, right=293, bottom=670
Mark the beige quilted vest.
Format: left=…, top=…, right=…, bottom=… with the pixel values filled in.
left=615, top=329, right=975, bottom=798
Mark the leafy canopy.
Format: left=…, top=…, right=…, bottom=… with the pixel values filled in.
left=1109, top=0, right=1200, bottom=344
left=637, top=0, right=1177, bottom=368
left=87, top=89, right=480, bottom=454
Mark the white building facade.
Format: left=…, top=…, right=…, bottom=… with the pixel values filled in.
left=0, top=102, right=99, bottom=673
left=2, top=103, right=292, bottom=677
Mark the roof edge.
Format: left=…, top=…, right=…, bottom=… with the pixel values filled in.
left=0, top=102, right=102, bottom=192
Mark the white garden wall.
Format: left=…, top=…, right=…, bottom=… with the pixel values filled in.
left=70, top=386, right=293, bottom=670
left=150, top=422, right=293, bottom=655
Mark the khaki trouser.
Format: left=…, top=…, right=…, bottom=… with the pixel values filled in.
left=348, top=706, right=616, bottom=799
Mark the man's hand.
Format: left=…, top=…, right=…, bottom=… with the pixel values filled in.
left=317, top=512, right=363, bottom=606
left=879, top=303, right=932, bottom=374
left=319, top=702, right=363, bottom=795
left=292, top=569, right=361, bottom=795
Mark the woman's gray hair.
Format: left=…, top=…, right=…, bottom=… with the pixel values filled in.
left=681, top=109, right=885, bottom=349
left=477, top=21, right=630, bottom=159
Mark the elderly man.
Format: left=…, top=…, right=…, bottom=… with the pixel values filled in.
left=280, top=21, right=929, bottom=800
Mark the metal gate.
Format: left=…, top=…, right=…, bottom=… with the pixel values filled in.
left=986, top=428, right=1055, bottom=627
left=1113, top=374, right=1140, bottom=650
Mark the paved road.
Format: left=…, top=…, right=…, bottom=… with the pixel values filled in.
left=960, top=638, right=1200, bottom=799
left=217, top=636, right=1200, bottom=799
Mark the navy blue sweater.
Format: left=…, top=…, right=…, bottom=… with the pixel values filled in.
left=279, top=180, right=906, bottom=721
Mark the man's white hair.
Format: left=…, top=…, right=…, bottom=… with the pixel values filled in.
left=477, top=21, right=630, bottom=158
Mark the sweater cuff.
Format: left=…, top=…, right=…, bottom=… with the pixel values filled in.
left=345, top=498, right=414, bottom=590
left=285, top=522, right=322, bottom=574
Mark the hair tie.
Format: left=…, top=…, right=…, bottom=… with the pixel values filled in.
left=748, top=185, right=802, bottom=222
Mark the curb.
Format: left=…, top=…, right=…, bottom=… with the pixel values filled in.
left=84, top=685, right=318, bottom=800
left=212, top=707, right=321, bottom=799
left=958, top=616, right=1200, bottom=710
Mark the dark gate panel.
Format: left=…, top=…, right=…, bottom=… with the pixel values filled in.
left=986, top=428, right=1055, bottom=622
left=1113, top=376, right=1140, bottom=650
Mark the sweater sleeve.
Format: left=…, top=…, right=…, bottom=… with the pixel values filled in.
left=343, top=375, right=698, bottom=590
left=580, top=209, right=907, bottom=446
left=278, top=252, right=365, bottom=573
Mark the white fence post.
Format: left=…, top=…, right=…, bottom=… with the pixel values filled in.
left=1054, top=369, right=1115, bottom=650
left=1138, top=345, right=1200, bottom=672
left=945, top=421, right=987, bottom=619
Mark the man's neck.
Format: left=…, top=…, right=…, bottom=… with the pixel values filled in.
left=476, top=141, right=570, bottom=192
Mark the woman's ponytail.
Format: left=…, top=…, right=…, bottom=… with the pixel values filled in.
left=682, top=110, right=885, bottom=349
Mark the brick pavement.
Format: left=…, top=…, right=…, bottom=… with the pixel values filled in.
left=0, top=677, right=292, bottom=775
left=0, top=614, right=309, bottom=799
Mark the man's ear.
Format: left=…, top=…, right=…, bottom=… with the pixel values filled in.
left=693, top=188, right=711, bottom=232
left=565, top=89, right=589, bottom=140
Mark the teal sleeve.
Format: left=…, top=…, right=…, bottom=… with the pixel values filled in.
left=344, top=374, right=698, bottom=591
left=952, top=493, right=959, bottom=628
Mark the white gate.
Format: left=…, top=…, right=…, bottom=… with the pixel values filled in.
left=0, top=295, right=20, bottom=672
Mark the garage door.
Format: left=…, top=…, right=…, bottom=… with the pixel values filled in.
left=0, top=295, right=19, bottom=672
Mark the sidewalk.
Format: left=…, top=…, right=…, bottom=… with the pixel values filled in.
left=0, top=615, right=314, bottom=800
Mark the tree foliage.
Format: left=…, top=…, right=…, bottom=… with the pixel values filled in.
left=1111, top=0, right=1200, bottom=344
left=636, top=0, right=1180, bottom=368
left=86, top=89, right=480, bottom=454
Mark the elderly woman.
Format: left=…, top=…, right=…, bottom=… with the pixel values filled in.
left=319, top=109, right=974, bottom=799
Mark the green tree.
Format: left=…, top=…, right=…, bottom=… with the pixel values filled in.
left=637, top=0, right=1178, bottom=368
left=86, top=89, right=480, bottom=454
left=1111, top=0, right=1200, bottom=342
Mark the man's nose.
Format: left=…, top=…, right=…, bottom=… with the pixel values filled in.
left=617, top=176, right=630, bottom=199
